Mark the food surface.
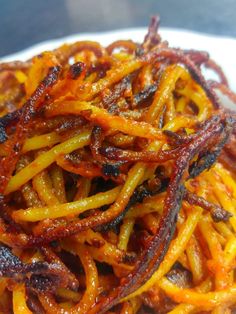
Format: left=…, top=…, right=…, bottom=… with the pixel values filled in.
left=0, top=16, right=236, bottom=313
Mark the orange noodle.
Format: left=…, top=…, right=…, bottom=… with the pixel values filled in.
left=0, top=15, right=236, bottom=314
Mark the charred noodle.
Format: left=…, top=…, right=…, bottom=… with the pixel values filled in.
left=0, top=15, right=236, bottom=314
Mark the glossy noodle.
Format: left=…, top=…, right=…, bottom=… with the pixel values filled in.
left=0, top=15, right=236, bottom=314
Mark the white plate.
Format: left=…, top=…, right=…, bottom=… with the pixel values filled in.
left=1, top=27, right=236, bottom=92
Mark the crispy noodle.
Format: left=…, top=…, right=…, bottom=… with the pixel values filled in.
left=0, top=15, right=236, bottom=314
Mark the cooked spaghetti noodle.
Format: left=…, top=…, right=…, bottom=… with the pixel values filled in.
left=0, top=15, right=236, bottom=313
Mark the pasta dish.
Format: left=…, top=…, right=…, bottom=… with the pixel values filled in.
left=0, top=16, right=236, bottom=313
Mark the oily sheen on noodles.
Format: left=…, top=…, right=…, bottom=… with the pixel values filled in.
left=0, top=15, right=236, bottom=314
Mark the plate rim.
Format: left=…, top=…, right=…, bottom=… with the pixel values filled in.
left=2, top=26, right=236, bottom=62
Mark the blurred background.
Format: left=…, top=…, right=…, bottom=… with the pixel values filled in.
left=1, top=0, right=236, bottom=57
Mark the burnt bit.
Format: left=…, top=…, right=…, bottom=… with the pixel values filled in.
left=90, top=116, right=229, bottom=314
left=0, top=124, right=8, bottom=142
left=121, top=252, right=137, bottom=264
left=219, top=124, right=236, bottom=174
left=91, top=126, right=124, bottom=179
left=133, top=84, right=157, bottom=107
left=141, top=47, right=221, bottom=108
left=56, top=116, right=87, bottom=134
left=0, top=245, right=24, bottom=278
left=0, top=110, right=21, bottom=143
left=189, top=150, right=220, bottom=178
left=26, top=273, right=61, bottom=293
left=91, top=125, right=104, bottom=162
left=26, top=291, right=45, bottom=314
left=0, top=65, right=61, bottom=194
left=166, top=262, right=192, bottom=288
left=0, top=132, right=6, bottom=144
left=184, top=189, right=231, bottom=222
left=42, top=66, right=61, bottom=89
left=135, top=47, right=145, bottom=57
left=189, top=117, right=234, bottom=179
left=27, top=118, right=231, bottom=253
left=40, top=245, right=80, bottom=292
left=100, top=145, right=180, bottom=163
left=102, top=163, right=120, bottom=177
left=88, top=61, right=111, bottom=79
left=13, top=143, right=21, bottom=152
left=102, top=76, right=131, bottom=108
left=107, top=103, right=119, bottom=115
left=69, top=61, right=86, bottom=80
left=0, top=245, right=68, bottom=292
left=96, top=177, right=163, bottom=232
left=163, top=130, right=194, bottom=146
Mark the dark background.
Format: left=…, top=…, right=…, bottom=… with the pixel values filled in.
left=1, top=0, right=236, bottom=57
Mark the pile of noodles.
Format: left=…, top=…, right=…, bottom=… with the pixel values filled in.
left=1, top=16, right=236, bottom=314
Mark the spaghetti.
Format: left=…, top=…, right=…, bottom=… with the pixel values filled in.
left=0, top=15, right=236, bottom=313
